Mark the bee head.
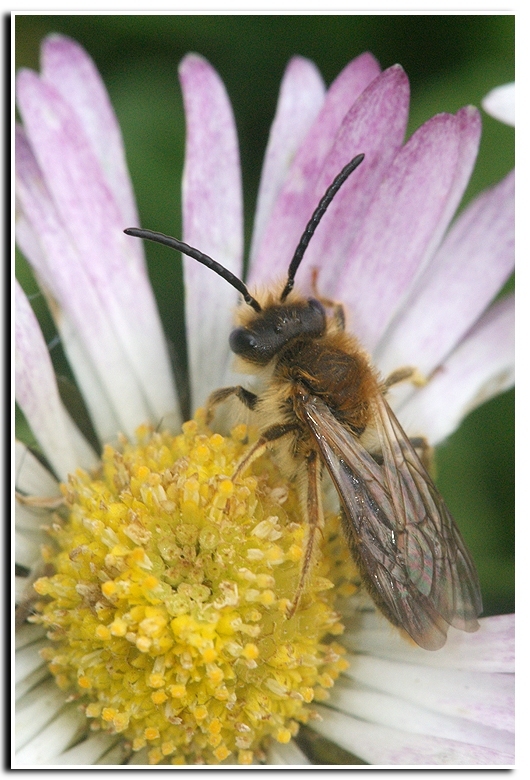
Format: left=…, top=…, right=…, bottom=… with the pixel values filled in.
left=124, top=153, right=364, bottom=347
left=229, top=298, right=326, bottom=365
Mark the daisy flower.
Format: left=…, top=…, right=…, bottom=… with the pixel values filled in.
left=15, top=35, right=514, bottom=767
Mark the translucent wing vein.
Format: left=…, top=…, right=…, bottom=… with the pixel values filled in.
left=300, top=392, right=482, bottom=650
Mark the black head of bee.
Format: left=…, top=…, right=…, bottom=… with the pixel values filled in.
left=229, top=298, right=326, bottom=365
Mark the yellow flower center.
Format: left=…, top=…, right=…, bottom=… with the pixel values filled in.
left=33, top=413, right=357, bottom=765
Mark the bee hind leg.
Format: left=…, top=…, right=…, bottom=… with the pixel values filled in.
left=15, top=491, right=64, bottom=510
left=286, top=449, right=324, bottom=619
left=409, top=436, right=435, bottom=473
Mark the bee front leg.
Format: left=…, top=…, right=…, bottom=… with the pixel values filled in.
left=205, top=385, right=259, bottom=424
left=310, top=268, right=345, bottom=330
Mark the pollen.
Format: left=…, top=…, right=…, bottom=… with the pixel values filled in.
left=32, top=413, right=357, bottom=765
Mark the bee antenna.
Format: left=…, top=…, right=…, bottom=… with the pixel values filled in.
left=280, top=153, right=365, bottom=302
left=124, top=228, right=262, bottom=313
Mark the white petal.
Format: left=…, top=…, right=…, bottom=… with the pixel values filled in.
left=43, top=734, right=124, bottom=765
left=125, top=747, right=150, bottom=764
left=482, top=83, right=515, bottom=126
left=311, top=706, right=513, bottom=765
left=15, top=576, right=29, bottom=603
left=329, top=677, right=513, bottom=754
left=15, top=440, right=59, bottom=497
left=267, top=740, right=310, bottom=765
left=15, top=678, right=69, bottom=751
left=15, top=501, right=49, bottom=532
left=342, top=608, right=514, bottom=673
left=15, top=664, right=50, bottom=702
left=15, top=623, right=45, bottom=651
left=14, top=638, right=49, bottom=685
left=14, top=707, right=86, bottom=766
left=398, top=294, right=514, bottom=444
left=341, top=654, right=513, bottom=732
left=96, top=740, right=132, bottom=764
left=15, top=528, right=46, bottom=569
left=15, top=282, right=97, bottom=480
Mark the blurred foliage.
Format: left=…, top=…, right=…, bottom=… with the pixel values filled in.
left=15, top=14, right=514, bottom=615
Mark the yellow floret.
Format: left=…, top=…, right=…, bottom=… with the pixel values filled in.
left=32, top=415, right=357, bottom=765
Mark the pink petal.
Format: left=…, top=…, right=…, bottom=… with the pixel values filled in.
left=295, top=64, right=410, bottom=296
left=16, top=71, right=178, bottom=430
left=16, top=211, right=121, bottom=442
left=16, top=125, right=152, bottom=440
left=15, top=281, right=97, bottom=481
left=179, top=54, right=244, bottom=408
left=376, top=169, right=514, bottom=377
left=249, top=56, right=326, bottom=265
left=40, top=34, right=142, bottom=244
left=249, top=53, right=381, bottom=287
left=398, top=294, right=514, bottom=444
left=311, top=707, right=513, bottom=765
left=339, top=107, right=481, bottom=352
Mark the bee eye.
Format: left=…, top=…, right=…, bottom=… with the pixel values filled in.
left=229, top=327, right=258, bottom=355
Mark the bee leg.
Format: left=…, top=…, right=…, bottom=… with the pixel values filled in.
left=232, top=423, right=299, bottom=480
left=384, top=366, right=427, bottom=391
left=409, top=436, right=434, bottom=473
left=15, top=491, right=64, bottom=509
left=204, top=385, right=258, bottom=424
left=286, top=449, right=324, bottom=618
left=309, top=268, right=345, bottom=330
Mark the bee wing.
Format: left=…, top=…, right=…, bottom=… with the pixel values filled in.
left=300, top=393, right=482, bottom=651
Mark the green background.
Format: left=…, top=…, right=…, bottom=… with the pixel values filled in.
left=15, top=14, right=515, bottom=617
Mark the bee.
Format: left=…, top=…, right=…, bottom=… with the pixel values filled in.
left=125, top=153, right=482, bottom=651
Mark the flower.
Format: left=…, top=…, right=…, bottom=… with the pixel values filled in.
left=482, top=82, right=515, bottom=126
left=15, top=35, right=514, bottom=766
